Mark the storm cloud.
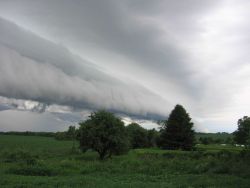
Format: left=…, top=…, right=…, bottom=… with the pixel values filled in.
left=0, top=0, right=250, bottom=132
left=0, top=17, right=169, bottom=117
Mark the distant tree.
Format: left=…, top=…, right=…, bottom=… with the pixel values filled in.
left=199, top=137, right=211, bottom=145
left=147, top=128, right=159, bottom=147
left=78, top=110, right=129, bottom=160
left=67, top=125, right=77, bottom=150
left=234, top=116, right=250, bottom=146
left=55, top=132, right=67, bottom=140
left=225, top=137, right=234, bottom=145
left=67, top=126, right=76, bottom=139
left=198, top=137, right=224, bottom=145
left=126, top=123, right=148, bottom=148
left=55, top=125, right=77, bottom=141
left=159, top=104, right=195, bottom=150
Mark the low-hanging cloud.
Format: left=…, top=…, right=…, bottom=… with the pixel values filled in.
left=0, top=0, right=250, bottom=132
left=0, top=17, right=169, bottom=119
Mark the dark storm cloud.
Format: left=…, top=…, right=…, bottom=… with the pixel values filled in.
left=0, top=17, right=169, bottom=118
left=0, top=0, right=250, bottom=132
left=0, top=0, right=214, bottom=96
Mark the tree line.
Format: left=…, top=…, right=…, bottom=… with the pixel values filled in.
left=55, top=105, right=196, bottom=159
left=0, top=131, right=55, bottom=137
left=2, top=104, right=249, bottom=160
left=59, top=104, right=250, bottom=159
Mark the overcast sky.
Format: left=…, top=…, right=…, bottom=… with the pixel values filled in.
left=0, top=0, right=250, bottom=132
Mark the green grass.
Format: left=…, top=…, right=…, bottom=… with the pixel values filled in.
left=0, top=135, right=73, bottom=151
left=0, top=135, right=250, bottom=188
left=197, top=144, right=243, bottom=152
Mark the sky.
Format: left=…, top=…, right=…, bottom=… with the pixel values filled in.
left=0, top=0, right=250, bottom=133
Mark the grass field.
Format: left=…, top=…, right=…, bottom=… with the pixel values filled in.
left=0, top=135, right=250, bottom=188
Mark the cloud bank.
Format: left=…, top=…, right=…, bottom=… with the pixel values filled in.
left=0, top=17, right=169, bottom=118
left=0, top=0, right=250, bottom=132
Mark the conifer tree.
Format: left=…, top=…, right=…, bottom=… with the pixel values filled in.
left=160, top=104, right=195, bottom=150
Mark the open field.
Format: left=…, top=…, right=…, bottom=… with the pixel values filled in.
left=0, top=135, right=250, bottom=188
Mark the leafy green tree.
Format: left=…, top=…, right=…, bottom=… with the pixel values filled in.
left=199, top=137, right=224, bottom=145
left=67, top=125, right=77, bottom=151
left=67, top=126, right=76, bottom=139
left=199, top=137, right=211, bottom=145
left=54, top=132, right=67, bottom=140
left=54, top=125, right=77, bottom=142
left=159, top=104, right=195, bottom=150
left=225, top=137, right=234, bottom=145
left=234, top=116, right=250, bottom=146
left=78, top=110, right=129, bottom=160
left=126, top=123, right=148, bottom=148
left=147, top=128, right=159, bottom=147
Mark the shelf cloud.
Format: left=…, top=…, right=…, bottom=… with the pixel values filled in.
left=0, top=0, right=250, bottom=132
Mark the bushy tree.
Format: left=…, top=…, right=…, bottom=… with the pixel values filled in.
left=78, top=110, right=129, bottom=160
left=159, top=104, right=195, bottom=150
left=147, top=128, right=159, bottom=147
left=67, top=126, right=76, bottom=140
left=126, top=123, right=148, bottom=148
left=55, top=125, right=77, bottom=141
left=199, top=137, right=212, bottom=145
left=234, top=116, right=250, bottom=146
left=199, top=137, right=223, bottom=145
left=67, top=125, right=77, bottom=151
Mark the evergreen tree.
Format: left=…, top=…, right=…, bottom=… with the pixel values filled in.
left=160, top=104, right=195, bottom=150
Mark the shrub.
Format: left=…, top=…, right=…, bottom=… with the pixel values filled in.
left=3, top=150, right=38, bottom=165
left=210, top=163, right=230, bottom=174
left=216, top=150, right=233, bottom=160
left=7, top=164, right=59, bottom=176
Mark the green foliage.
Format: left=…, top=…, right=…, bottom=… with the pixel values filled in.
left=147, top=128, right=159, bottom=147
left=234, top=116, right=250, bottom=146
left=199, top=137, right=213, bottom=145
left=2, top=150, right=38, bottom=165
left=159, top=104, right=195, bottom=150
left=0, top=131, right=55, bottom=137
left=7, top=164, right=59, bottom=176
left=198, top=136, right=234, bottom=145
left=55, top=125, right=77, bottom=141
left=196, top=132, right=233, bottom=141
left=78, top=110, right=129, bottom=160
left=54, top=131, right=68, bottom=140
left=1, top=135, right=250, bottom=187
left=126, top=123, right=159, bottom=149
left=126, top=123, right=148, bottom=148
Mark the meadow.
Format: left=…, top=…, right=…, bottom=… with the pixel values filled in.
left=0, top=135, right=250, bottom=188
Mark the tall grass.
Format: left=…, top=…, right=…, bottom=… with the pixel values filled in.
left=0, top=135, right=250, bottom=188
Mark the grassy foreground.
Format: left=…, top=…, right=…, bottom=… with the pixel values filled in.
left=0, top=135, right=250, bottom=188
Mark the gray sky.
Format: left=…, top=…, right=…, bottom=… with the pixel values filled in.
left=0, top=0, right=250, bottom=132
